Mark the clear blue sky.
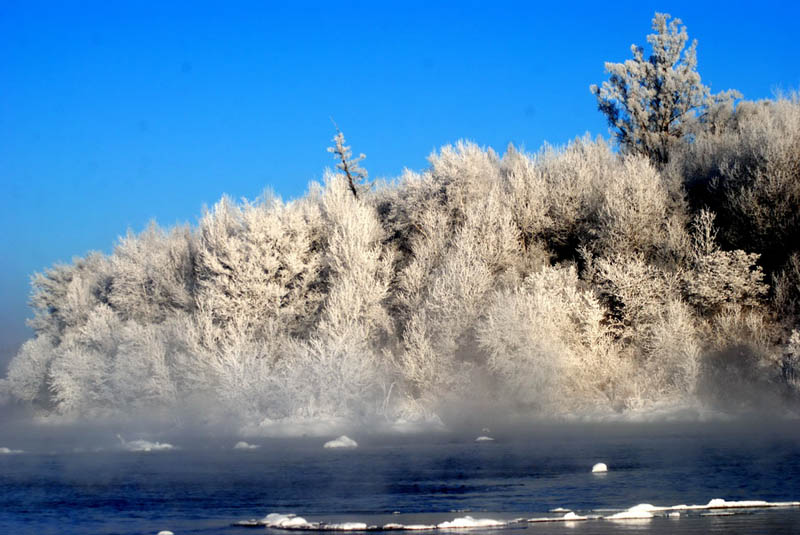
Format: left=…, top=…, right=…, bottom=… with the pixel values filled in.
left=1, top=0, right=798, bottom=370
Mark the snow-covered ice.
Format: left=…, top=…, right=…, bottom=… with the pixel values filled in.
left=667, top=498, right=800, bottom=511
left=157, top=531, right=174, bottom=535
left=381, top=524, right=436, bottom=530
left=474, top=436, right=494, bottom=442
left=241, top=499, right=800, bottom=532
left=591, top=462, right=607, bottom=473
left=234, top=441, right=259, bottom=450
left=437, top=516, right=506, bottom=528
left=325, top=522, right=369, bottom=530
left=263, top=513, right=313, bottom=528
left=528, top=512, right=587, bottom=523
left=0, top=447, right=23, bottom=454
left=324, top=435, right=358, bottom=449
left=604, top=504, right=655, bottom=520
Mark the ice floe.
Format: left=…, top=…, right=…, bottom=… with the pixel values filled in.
left=381, top=524, right=436, bottom=530
left=234, top=441, right=260, bottom=450
left=263, top=513, right=313, bottom=528
left=436, top=516, right=506, bottom=529
left=0, top=447, right=23, bottom=454
left=604, top=504, right=655, bottom=520
left=528, top=512, right=587, bottom=522
left=591, top=462, right=607, bottom=473
left=662, top=498, right=800, bottom=511
left=324, top=435, right=358, bottom=449
left=157, top=531, right=174, bottom=535
left=474, top=436, right=494, bottom=442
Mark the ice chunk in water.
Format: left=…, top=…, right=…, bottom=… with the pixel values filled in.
left=437, top=516, right=506, bottom=528
left=324, top=436, right=358, bottom=449
left=605, top=504, right=655, bottom=520
left=591, top=462, right=607, bottom=473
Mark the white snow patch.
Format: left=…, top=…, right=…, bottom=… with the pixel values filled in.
left=437, top=516, right=506, bottom=529
left=233, top=441, right=259, bottom=450
left=0, top=447, right=23, bottom=454
left=529, top=512, right=587, bottom=523
left=324, top=435, right=358, bottom=449
left=673, top=498, right=800, bottom=510
left=591, top=462, right=607, bottom=473
left=382, top=524, right=436, bottom=530
left=474, top=436, right=494, bottom=442
left=264, top=513, right=312, bottom=529
left=325, top=522, right=369, bottom=530
left=706, top=498, right=770, bottom=508
left=605, top=504, right=655, bottom=520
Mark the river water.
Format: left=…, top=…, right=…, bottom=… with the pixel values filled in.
left=1, top=421, right=799, bottom=534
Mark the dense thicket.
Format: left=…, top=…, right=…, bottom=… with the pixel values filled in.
left=2, top=15, right=798, bottom=427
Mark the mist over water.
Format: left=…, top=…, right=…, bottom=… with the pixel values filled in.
left=2, top=421, right=800, bottom=534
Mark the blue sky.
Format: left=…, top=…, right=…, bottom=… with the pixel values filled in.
left=1, top=1, right=798, bottom=370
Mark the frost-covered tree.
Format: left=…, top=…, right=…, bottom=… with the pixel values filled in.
left=6, top=90, right=800, bottom=422
left=673, top=94, right=800, bottom=273
left=328, top=126, right=368, bottom=199
left=591, top=13, right=738, bottom=166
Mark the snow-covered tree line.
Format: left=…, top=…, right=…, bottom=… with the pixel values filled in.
left=2, top=13, right=799, bottom=424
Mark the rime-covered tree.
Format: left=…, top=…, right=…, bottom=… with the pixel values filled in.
left=328, top=125, right=368, bottom=199
left=591, top=13, right=737, bottom=166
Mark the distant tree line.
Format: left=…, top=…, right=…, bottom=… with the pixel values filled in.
left=2, top=13, right=798, bottom=424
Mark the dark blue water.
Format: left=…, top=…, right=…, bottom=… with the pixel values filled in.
left=1, top=422, right=800, bottom=534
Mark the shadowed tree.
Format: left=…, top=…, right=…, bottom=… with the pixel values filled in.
left=591, top=13, right=738, bottom=166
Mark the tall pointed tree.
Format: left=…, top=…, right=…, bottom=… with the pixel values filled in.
left=591, top=13, right=738, bottom=166
left=328, top=124, right=368, bottom=199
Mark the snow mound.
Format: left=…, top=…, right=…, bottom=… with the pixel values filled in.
left=0, top=447, right=23, bottom=454
left=605, top=504, right=654, bottom=520
left=528, top=512, right=587, bottom=523
left=437, top=516, right=506, bottom=528
left=325, top=523, right=369, bottom=530
left=591, top=462, right=607, bottom=473
left=234, top=441, right=259, bottom=450
left=381, top=524, right=436, bottom=530
left=706, top=498, right=771, bottom=509
left=324, top=435, right=358, bottom=449
left=264, top=513, right=313, bottom=529
left=474, top=436, right=494, bottom=442
left=668, top=498, right=800, bottom=511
